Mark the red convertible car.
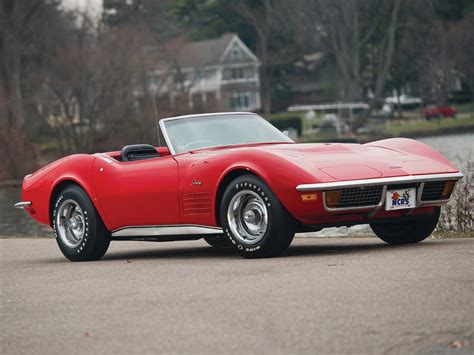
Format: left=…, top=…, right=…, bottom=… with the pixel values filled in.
left=16, top=112, right=463, bottom=261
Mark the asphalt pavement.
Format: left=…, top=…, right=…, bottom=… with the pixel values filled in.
left=1, top=237, right=473, bottom=354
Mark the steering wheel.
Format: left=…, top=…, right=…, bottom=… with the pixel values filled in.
left=183, top=140, right=218, bottom=151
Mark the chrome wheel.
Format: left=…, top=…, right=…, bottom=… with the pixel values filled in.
left=56, top=199, right=85, bottom=248
left=227, top=190, right=268, bottom=244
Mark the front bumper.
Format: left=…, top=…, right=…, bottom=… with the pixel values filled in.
left=14, top=201, right=32, bottom=209
left=296, top=172, right=463, bottom=215
left=296, top=172, right=464, bottom=191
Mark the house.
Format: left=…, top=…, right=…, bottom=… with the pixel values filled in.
left=151, top=33, right=261, bottom=112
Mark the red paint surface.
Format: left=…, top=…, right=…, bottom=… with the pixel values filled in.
left=422, top=106, right=457, bottom=118
left=21, top=138, right=459, bottom=230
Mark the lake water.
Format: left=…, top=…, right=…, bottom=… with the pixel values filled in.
left=1, top=133, right=472, bottom=238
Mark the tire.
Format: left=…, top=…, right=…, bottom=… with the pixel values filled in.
left=370, top=207, right=440, bottom=245
left=220, top=175, right=295, bottom=258
left=53, top=185, right=110, bottom=261
left=204, top=234, right=230, bottom=248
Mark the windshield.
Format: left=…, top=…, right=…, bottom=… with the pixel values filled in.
left=161, top=113, right=293, bottom=154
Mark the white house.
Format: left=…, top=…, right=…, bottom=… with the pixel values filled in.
left=151, top=33, right=261, bottom=112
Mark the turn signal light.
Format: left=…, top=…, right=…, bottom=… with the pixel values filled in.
left=325, top=190, right=342, bottom=208
left=442, top=180, right=456, bottom=199
left=301, top=193, right=318, bottom=202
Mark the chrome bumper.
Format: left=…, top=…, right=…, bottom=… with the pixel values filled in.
left=296, top=172, right=464, bottom=191
left=14, top=201, right=32, bottom=209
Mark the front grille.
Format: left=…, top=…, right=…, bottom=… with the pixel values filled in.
left=387, top=183, right=417, bottom=190
left=335, top=186, right=384, bottom=208
left=421, top=181, right=446, bottom=201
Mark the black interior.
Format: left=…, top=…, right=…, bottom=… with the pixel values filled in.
left=121, top=144, right=160, bottom=162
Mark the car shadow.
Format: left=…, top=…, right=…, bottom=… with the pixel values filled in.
left=103, top=243, right=237, bottom=261
left=285, top=239, right=441, bottom=257
left=98, top=238, right=443, bottom=262
left=38, top=238, right=450, bottom=264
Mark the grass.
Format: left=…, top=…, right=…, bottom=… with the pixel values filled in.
left=453, top=102, right=474, bottom=114
left=382, top=116, right=474, bottom=136
left=270, top=102, right=474, bottom=143
left=266, top=111, right=321, bottom=133
left=431, top=231, right=474, bottom=239
left=298, top=115, right=474, bottom=143
left=266, top=112, right=305, bottom=121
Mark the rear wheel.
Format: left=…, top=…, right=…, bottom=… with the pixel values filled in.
left=370, top=207, right=440, bottom=245
left=53, top=185, right=110, bottom=261
left=220, top=175, right=295, bottom=258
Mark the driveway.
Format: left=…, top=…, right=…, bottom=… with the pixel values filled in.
left=1, top=237, right=473, bottom=354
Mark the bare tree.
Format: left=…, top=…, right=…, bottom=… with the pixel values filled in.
left=0, top=0, right=61, bottom=178
left=448, top=10, right=474, bottom=101
left=370, top=0, right=402, bottom=107
left=150, top=36, right=231, bottom=116
left=36, top=15, right=156, bottom=154
left=297, top=0, right=402, bottom=109
left=233, top=0, right=295, bottom=114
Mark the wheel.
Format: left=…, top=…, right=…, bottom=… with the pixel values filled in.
left=53, top=185, right=111, bottom=261
left=220, top=174, right=295, bottom=258
left=204, top=234, right=229, bottom=247
left=370, top=207, right=440, bottom=245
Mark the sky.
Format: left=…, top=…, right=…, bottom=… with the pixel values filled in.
left=61, top=0, right=103, bottom=22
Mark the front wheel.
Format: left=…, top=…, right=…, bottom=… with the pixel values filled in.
left=220, top=175, right=295, bottom=258
left=53, top=185, right=111, bottom=261
left=370, top=207, right=440, bottom=245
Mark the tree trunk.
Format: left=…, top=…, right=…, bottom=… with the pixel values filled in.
left=2, top=22, right=25, bottom=129
left=373, top=0, right=402, bottom=106
left=396, top=88, right=403, bottom=119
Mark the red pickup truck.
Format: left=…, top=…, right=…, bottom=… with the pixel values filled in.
left=422, top=105, right=457, bottom=119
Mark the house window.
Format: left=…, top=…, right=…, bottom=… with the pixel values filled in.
left=455, top=77, right=462, bottom=91
left=231, top=68, right=244, bottom=79
left=195, top=71, right=204, bottom=81
left=150, top=72, right=160, bottom=85
left=204, top=70, right=215, bottom=79
left=230, top=44, right=242, bottom=58
left=231, top=92, right=251, bottom=110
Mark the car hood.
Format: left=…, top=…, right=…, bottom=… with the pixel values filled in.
left=255, top=143, right=455, bottom=181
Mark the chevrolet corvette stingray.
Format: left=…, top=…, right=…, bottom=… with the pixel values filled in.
left=15, top=112, right=463, bottom=260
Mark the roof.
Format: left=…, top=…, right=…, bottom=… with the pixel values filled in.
left=295, top=51, right=326, bottom=71
left=175, top=33, right=235, bottom=68
left=154, top=33, right=258, bottom=70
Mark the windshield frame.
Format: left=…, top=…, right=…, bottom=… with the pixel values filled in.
left=159, top=112, right=293, bottom=155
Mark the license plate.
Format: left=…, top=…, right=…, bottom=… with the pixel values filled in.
left=385, top=188, right=416, bottom=211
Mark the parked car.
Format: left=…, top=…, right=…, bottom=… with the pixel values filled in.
left=317, top=114, right=349, bottom=135
left=422, top=105, right=457, bottom=119
left=15, top=112, right=462, bottom=260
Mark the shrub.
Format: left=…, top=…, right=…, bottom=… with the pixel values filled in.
left=268, top=115, right=303, bottom=136
left=437, top=160, right=473, bottom=233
